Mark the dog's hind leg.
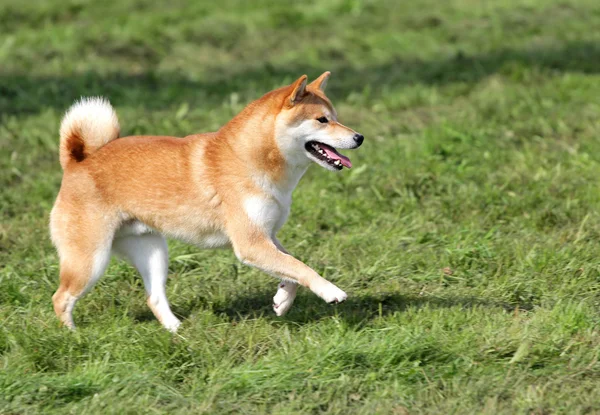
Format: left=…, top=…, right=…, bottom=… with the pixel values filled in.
left=112, top=233, right=181, bottom=332
left=51, top=215, right=115, bottom=330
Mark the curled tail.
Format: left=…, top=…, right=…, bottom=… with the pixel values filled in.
left=59, top=97, right=120, bottom=169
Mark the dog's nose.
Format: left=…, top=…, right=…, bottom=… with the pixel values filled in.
left=353, top=133, right=364, bottom=147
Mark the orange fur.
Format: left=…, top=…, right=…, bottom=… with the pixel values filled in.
left=50, top=73, right=364, bottom=330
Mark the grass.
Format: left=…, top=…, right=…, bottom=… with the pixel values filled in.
left=2, top=0, right=600, bottom=413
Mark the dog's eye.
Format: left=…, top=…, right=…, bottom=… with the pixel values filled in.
left=317, top=116, right=328, bottom=124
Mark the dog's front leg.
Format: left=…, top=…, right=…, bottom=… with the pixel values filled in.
left=272, top=281, right=298, bottom=316
left=271, top=237, right=298, bottom=316
left=230, top=230, right=347, bottom=305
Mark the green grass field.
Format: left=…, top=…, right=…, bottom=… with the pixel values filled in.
left=2, top=0, right=600, bottom=413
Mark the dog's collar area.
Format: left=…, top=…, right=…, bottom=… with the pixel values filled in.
left=305, top=141, right=351, bottom=170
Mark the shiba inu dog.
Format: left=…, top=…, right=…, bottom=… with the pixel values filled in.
left=50, top=72, right=364, bottom=332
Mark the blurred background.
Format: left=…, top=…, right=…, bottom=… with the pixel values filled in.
left=2, top=0, right=600, bottom=413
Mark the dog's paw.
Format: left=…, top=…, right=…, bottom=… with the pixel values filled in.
left=273, top=283, right=298, bottom=316
left=163, top=317, right=182, bottom=333
left=315, top=281, right=348, bottom=304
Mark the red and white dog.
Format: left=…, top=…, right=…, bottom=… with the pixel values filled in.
left=50, top=72, right=364, bottom=332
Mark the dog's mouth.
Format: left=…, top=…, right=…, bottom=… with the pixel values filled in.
left=305, top=141, right=352, bottom=170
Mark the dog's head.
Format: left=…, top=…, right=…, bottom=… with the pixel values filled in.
left=274, top=72, right=364, bottom=171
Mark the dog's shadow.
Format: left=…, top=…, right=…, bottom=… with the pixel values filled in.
left=149, top=290, right=533, bottom=328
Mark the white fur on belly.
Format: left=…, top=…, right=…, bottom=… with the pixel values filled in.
left=116, top=220, right=230, bottom=249
left=116, top=221, right=154, bottom=237
left=196, top=232, right=230, bottom=248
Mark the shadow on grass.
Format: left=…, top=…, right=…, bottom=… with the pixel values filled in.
left=162, top=289, right=534, bottom=328
left=2, top=40, right=600, bottom=117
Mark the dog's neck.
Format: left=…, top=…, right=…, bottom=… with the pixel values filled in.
left=215, top=94, right=309, bottom=200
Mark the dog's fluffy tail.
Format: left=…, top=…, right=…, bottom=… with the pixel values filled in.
left=59, top=97, right=120, bottom=169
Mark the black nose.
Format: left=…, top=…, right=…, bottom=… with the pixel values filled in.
left=353, top=133, right=364, bottom=147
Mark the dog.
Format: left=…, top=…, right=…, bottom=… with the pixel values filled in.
left=50, top=72, right=364, bottom=332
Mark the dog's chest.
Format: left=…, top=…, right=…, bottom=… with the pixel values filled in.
left=244, top=193, right=291, bottom=235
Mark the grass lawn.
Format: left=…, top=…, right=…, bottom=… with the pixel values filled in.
left=2, top=0, right=600, bottom=413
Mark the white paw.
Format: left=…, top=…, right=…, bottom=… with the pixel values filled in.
left=163, top=317, right=181, bottom=333
left=273, top=283, right=298, bottom=316
left=314, top=281, right=348, bottom=304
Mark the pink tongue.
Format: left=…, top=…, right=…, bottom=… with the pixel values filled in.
left=321, top=144, right=352, bottom=168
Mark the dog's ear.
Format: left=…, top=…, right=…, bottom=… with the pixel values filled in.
left=309, top=71, right=330, bottom=92
left=288, top=75, right=308, bottom=105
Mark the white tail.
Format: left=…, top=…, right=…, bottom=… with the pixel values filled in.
left=59, top=97, right=120, bottom=169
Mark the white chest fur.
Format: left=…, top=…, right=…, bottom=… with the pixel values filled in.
left=244, top=194, right=291, bottom=235
left=245, top=168, right=306, bottom=236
